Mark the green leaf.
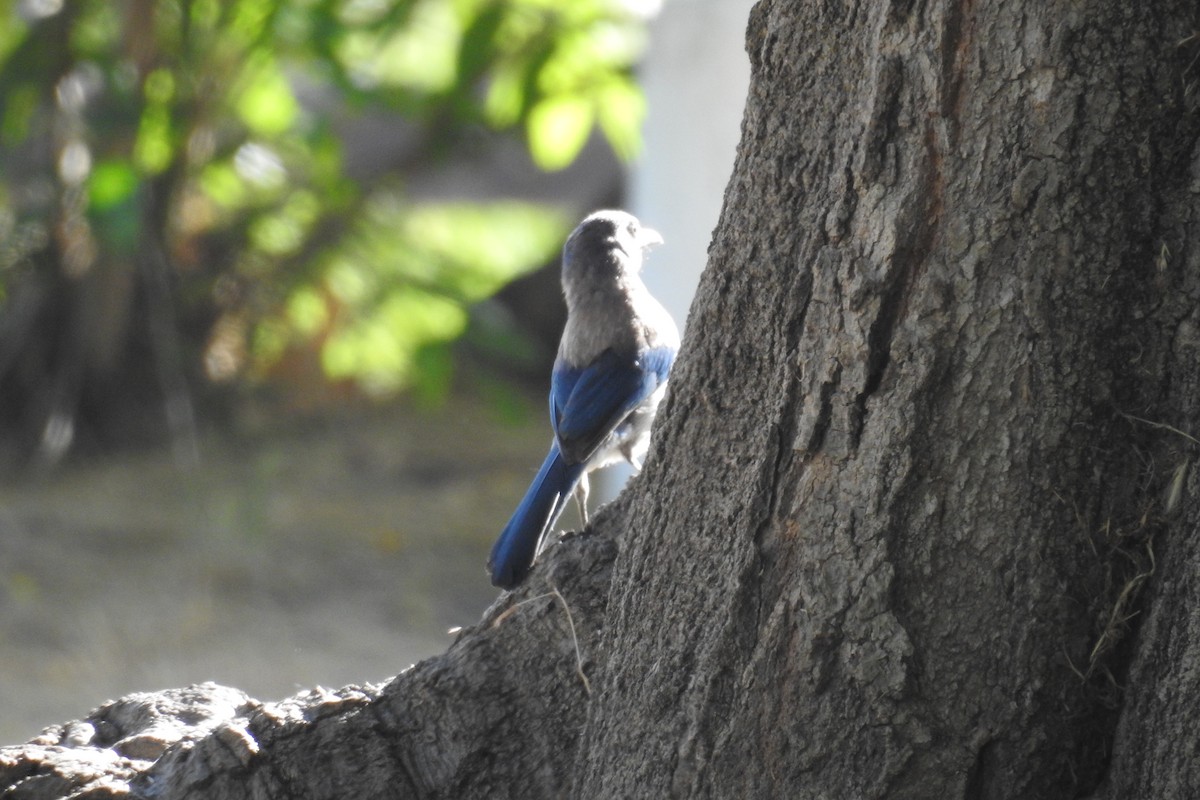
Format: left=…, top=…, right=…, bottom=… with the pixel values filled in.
left=396, top=201, right=567, bottom=298
left=596, top=75, right=644, bottom=161
left=88, top=160, right=138, bottom=210
left=190, top=0, right=222, bottom=31
left=1, top=82, right=37, bottom=146
left=236, top=59, right=299, bottom=136
left=455, top=1, right=504, bottom=84
left=0, top=12, right=29, bottom=72
left=527, top=93, right=593, bottom=170
left=283, top=198, right=566, bottom=397
left=326, top=255, right=372, bottom=305
left=483, top=61, right=524, bottom=127
left=410, top=342, right=454, bottom=407
left=320, top=287, right=467, bottom=396
left=251, top=318, right=289, bottom=367
left=143, top=68, right=175, bottom=104
left=69, top=3, right=121, bottom=58
left=133, top=104, right=174, bottom=174
left=249, top=190, right=319, bottom=254
left=226, top=0, right=279, bottom=48
left=341, top=1, right=458, bottom=93
left=199, top=162, right=248, bottom=209
left=286, top=286, right=330, bottom=336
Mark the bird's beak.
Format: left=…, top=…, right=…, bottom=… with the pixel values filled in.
left=639, top=226, right=664, bottom=251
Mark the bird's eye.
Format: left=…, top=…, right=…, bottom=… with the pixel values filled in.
left=626, top=222, right=638, bottom=236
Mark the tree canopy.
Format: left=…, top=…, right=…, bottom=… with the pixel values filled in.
left=0, top=0, right=648, bottom=469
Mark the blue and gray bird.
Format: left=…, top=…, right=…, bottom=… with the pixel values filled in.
left=488, top=210, right=680, bottom=589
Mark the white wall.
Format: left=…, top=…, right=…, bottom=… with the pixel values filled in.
left=596, top=0, right=756, bottom=505
left=632, top=0, right=755, bottom=332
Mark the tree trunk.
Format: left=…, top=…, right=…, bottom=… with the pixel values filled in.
left=576, top=1, right=1200, bottom=797
left=3, top=1, right=1199, bottom=798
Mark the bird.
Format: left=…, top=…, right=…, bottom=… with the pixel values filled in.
left=487, top=210, right=680, bottom=589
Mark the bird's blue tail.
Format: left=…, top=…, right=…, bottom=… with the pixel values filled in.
left=489, top=445, right=585, bottom=589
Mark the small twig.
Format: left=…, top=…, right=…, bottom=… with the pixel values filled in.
left=1116, top=411, right=1200, bottom=446
left=550, top=586, right=591, bottom=695
left=1087, top=538, right=1157, bottom=676
left=491, top=586, right=591, bottom=695
left=1062, top=645, right=1087, bottom=681
left=1165, top=459, right=1189, bottom=515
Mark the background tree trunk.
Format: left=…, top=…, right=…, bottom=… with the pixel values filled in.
left=3, top=1, right=1199, bottom=798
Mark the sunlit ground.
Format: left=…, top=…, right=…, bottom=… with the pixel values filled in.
left=0, top=393, right=564, bottom=744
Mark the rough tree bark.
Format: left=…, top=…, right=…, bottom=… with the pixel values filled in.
left=3, top=0, right=1199, bottom=798
left=578, top=0, right=1200, bottom=796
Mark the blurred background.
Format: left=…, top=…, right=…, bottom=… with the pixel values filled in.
left=0, top=0, right=751, bottom=743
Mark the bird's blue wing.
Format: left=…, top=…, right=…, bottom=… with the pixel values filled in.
left=551, top=345, right=676, bottom=464
left=550, top=363, right=580, bottom=433
left=638, top=346, right=674, bottom=385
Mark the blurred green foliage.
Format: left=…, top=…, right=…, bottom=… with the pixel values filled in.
left=0, top=0, right=647, bottom=465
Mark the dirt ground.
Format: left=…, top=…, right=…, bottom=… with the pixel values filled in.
left=0, top=396, right=556, bottom=744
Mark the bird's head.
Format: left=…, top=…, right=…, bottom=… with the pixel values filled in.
left=562, top=210, right=662, bottom=278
